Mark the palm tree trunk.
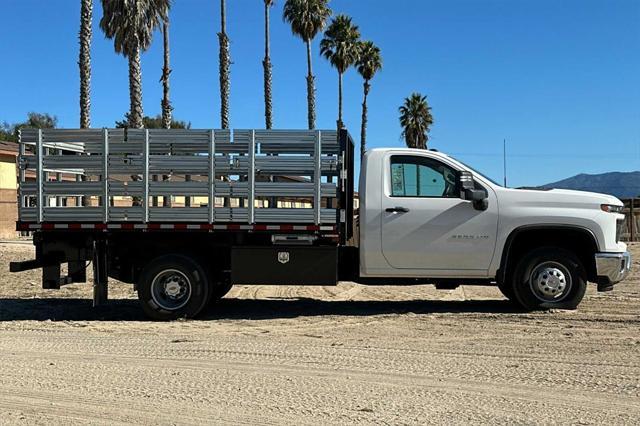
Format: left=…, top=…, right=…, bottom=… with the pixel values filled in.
left=161, top=19, right=172, bottom=129
left=78, top=0, right=92, bottom=207
left=160, top=17, right=172, bottom=207
left=218, top=0, right=230, bottom=129
left=263, top=2, right=273, bottom=129
left=79, top=0, right=92, bottom=129
left=305, top=40, right=316, bottom=130
left=128, top=42, right=143, bottom=129
left=128, top=37, right=143, bottom=207
left=360, top=80, right=370, bottom=159
left=337, top=72, right=344, bottom=129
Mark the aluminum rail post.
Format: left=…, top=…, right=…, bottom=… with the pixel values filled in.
left=248, top=130, right=256, bottom=224
left=314, top=130, right=322, bottom=225
left=143, top=129, right=149, bottom=223
left=208, top=129, right=216, bottom=223
left=55, top=149, right=62, bottom=207
left=36, top=129, right=43, bottom=223
left=18, top=131, right=25, bottom=210
left=103, top=128, right=109, bottom=222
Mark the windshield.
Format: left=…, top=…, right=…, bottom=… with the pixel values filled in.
left=447, top=155, right=504, bottom=187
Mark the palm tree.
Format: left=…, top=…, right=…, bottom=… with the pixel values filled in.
left=156, top=14, right=173, bottom=207
left=399, top=93, right=434, bottom=149
left=160, top=15, right=172, bottom=129
left=263, top=0, right=274, bottom=129
left=320, top=15, right=361, bottom=130
left=79, top=0, right=93, bottom=207
left=283, top=0, right=331, bottom=130
left=356, top=40, right=382, bottom=159
left=218, top=0, right=231, bottom=129
left=79, top=0, right=92, bottom=129
left=100, top=0, right=169, bottom=128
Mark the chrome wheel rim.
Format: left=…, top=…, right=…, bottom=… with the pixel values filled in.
left=151, top=269, right=192, bottom=311
left=529, top=261, right=572, bottom=303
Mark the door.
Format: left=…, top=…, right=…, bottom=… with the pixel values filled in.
left=381, top=154, right=498, bottom=273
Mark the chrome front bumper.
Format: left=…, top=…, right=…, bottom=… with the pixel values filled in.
left=595, top=252, right=631, bottom=285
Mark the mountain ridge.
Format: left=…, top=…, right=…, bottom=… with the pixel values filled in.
left=539, top=171, right=640, bottom=199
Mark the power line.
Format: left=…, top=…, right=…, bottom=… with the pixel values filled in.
left=449, top=152, right=639, bottom=159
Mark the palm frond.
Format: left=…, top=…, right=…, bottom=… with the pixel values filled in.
left=356, top=40, right=382, bottom=82
left=283, top=0, right=332, bottom=42
left=100, top=0, right=170, bottom=57
left=320, top=14, right=361, bottom=74
left=399, top=93, right=434, bottom=149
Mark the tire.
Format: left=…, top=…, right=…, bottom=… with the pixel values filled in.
left=205, top=271, right=233, bottom=309
left=137, top=254, right=210, bottom=321
left=511, top=247, right=587, bottom=311
left=497, top=279, right=516, bottom=303
left=211, top=280, right=233, bottom=301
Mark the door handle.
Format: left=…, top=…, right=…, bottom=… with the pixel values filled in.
left=386, top=206, right=410, bottom=213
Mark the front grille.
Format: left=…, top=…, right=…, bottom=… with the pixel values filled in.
left=616, top=219, right=624, bottom=242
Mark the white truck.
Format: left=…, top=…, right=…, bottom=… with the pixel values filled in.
left=10, top=128, right=631, bottom=320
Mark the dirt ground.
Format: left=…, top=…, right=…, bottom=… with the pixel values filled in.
left=0, top=241, right=638, bottom=425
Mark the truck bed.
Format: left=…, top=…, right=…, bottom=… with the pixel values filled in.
left=16, top=128, right=354, bottom=242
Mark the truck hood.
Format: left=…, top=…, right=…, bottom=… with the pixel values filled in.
left=503, top=187, right=623, bottom=208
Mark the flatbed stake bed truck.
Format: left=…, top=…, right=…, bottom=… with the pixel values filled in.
left=9, top=128, right=631, bottom=319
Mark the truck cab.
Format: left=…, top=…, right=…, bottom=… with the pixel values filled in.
left=359, top=148, right=630, bottom=310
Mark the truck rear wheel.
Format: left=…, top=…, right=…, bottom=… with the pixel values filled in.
left=512, top=247, right=587, bottom=311
left=138, top=254, right=210, bottom=320
left=211, top=280, right=233, bottom=301
left=204, top=276, right=233, bottom=311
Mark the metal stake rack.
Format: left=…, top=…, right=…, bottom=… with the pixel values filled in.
left=17, top=128, right=353, bottom=234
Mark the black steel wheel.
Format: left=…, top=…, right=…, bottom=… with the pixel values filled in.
left=138, top=254, right=210, bottom=320
left=511, top=247, right=587, bottom=311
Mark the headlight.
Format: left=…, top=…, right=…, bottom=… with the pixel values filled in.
left=601, top=204, right=624, bottom=213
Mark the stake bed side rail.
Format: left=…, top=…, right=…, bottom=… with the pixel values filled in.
left=17, top=128, right=354, bottom=233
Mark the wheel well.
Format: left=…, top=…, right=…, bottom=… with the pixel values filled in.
left=105, top=233, right=233, bottom=284
left=501, top=227, right=598, bottom=283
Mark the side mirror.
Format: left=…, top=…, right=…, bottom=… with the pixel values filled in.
left=458, top=171, right=488, bottom=211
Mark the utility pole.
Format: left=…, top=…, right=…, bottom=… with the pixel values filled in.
left=503, top=138, right=507, bottom=187
left=631, top=198, right=635, bottom=242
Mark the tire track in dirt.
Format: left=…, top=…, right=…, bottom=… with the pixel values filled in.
left=2, top=242, right=640, bottom=424
left=1, top=347, right=638, bottom=423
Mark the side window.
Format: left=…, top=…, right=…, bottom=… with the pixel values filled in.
left=390, top=155, right=458, bottom=198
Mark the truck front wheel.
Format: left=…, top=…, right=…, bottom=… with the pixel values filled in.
left=138, top=254, right=210, bottom=320
left=511, top=247, right=587, bottom=311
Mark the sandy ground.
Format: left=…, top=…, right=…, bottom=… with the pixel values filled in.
left=0, top=242, right=639, bottom=425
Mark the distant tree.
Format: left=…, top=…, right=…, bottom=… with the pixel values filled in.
left=115, top=114, right=191, bottom=129
left=218, top=0, right=231, bottom=129
left=0, top=122, right=16, bottom=141
left=399, top=93, right=433, bottom=149
left=320, top=15, right=361, bottom=130
left=283, top=0, right=332, bottom=130
left=356, top=40, right=382, bottom=159
left=0, top=113, right=58, bottom=141
left=100, top=0, right=169, bottom=128
left=21, top=112, right=58, bottom=129
left=79, top=0, right=92, bottom=129
left=263, top=0, right=274, bottom=129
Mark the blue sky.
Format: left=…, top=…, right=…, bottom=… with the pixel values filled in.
left=1, top=0, right=639, bottom=187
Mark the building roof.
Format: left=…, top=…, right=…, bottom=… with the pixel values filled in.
left=0, top=141, right=18, bottom=157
